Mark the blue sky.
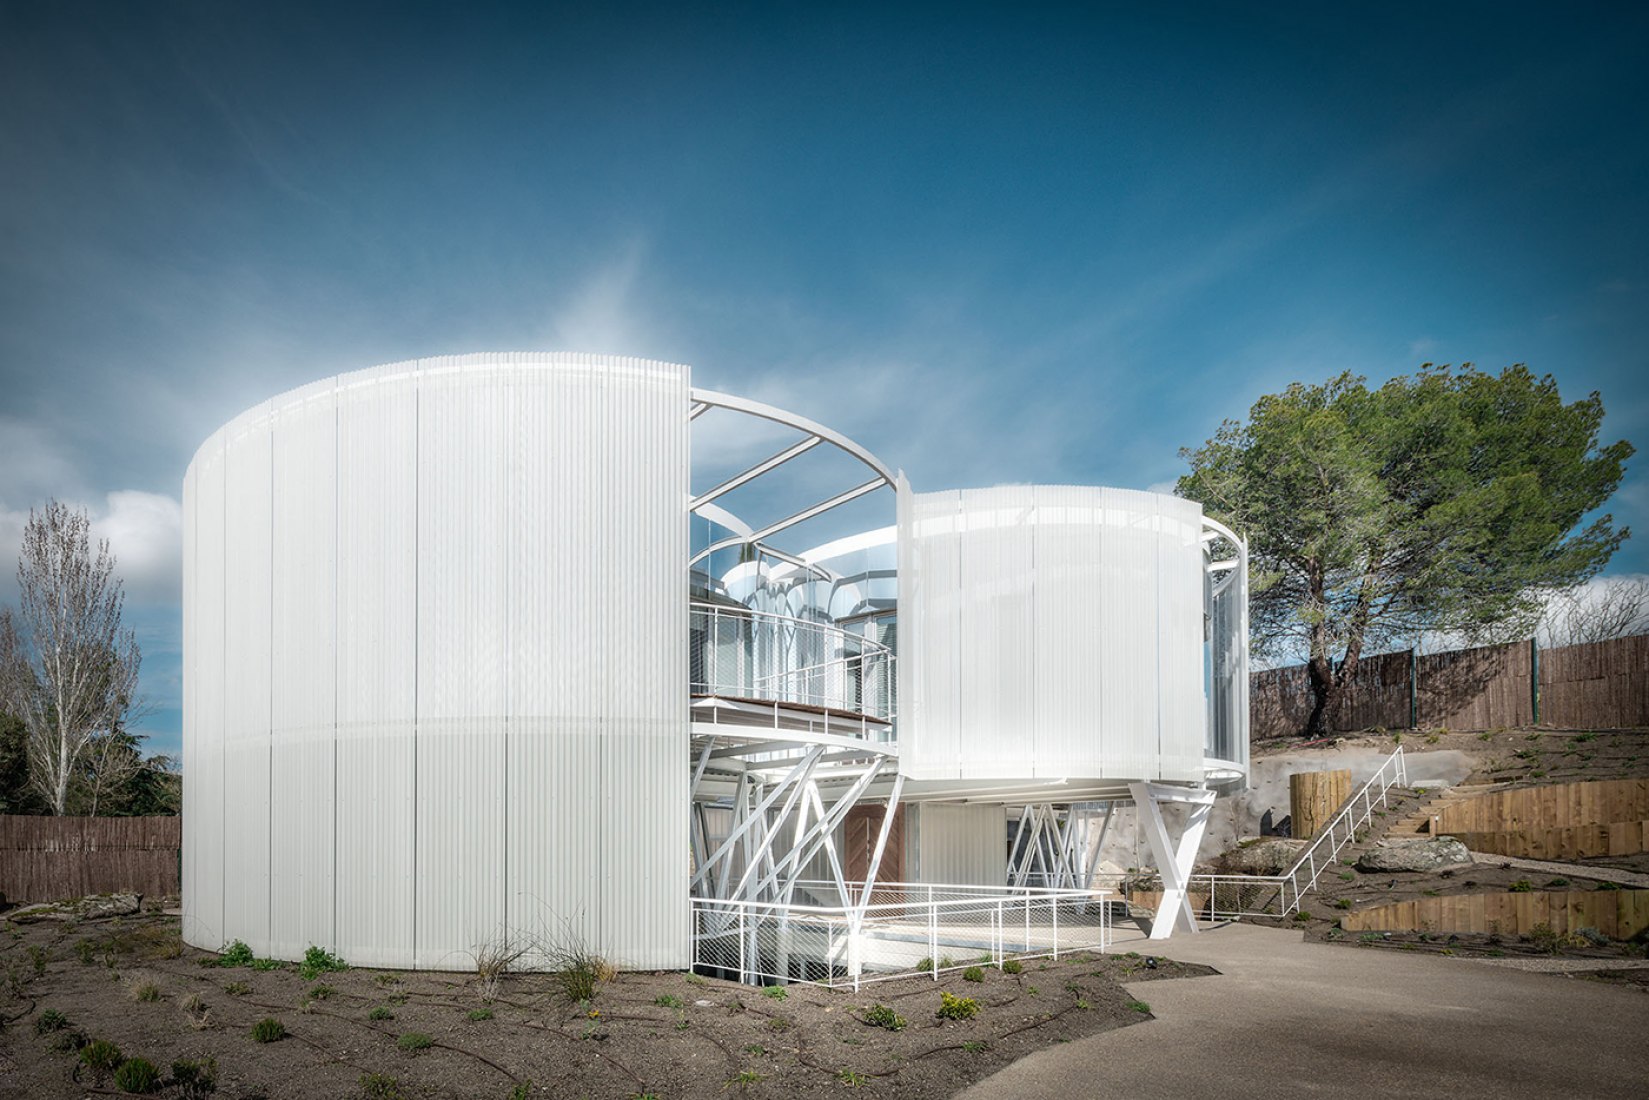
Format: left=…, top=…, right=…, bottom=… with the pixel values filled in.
left=2, top=2, right=1645, bottom=757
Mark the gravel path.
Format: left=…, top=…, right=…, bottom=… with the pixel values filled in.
left=1467, top=850, right=1649, bottom=888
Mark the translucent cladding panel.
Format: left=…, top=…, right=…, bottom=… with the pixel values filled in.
left=1029, top=487, right=1110, bottom=778
left=910, top=804, right=1006, bottom=885
left=506, top=355, right=689, bottom=970
left=221, top=411, right=273, bottom=952
left=1153, top=496, right=1206, bottom=781
left=955, top=488, right=1037, bottom=779
left=415, top=361, right=506, bottom=967
left=1094, top=488, right=1161, bottom=780
left=334, top=368, right=417, bottom=966
left=897, top=482, right=962, bottom=779
left=269, top=383, right=337, bottom=956
left=192, top=445, right=227, bottom=949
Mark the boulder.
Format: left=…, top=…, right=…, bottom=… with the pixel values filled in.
left=1355, top=837, right=1472, bottom=874
left=4, top=892, right=141, bottom=924
left=1216, top=838, right=1309, bottom=876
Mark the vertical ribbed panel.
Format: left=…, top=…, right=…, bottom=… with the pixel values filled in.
left=221, top=407, right=273, bottom=954
left=910, top=804, right=1007, bottom=885
left=183, top=353, right=689, bottom=970
left=335, top=368, right=417, bottom=968
left=269, top=381, right=338, bottom=957
left=415, top=359, right=508, bottom=968
left=899, top=484, right=1206, bottom=785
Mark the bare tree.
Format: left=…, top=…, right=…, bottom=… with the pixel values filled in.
left=1540, top=576, right=1649, bottom=646
left=0, top=502, right=141, bottom=814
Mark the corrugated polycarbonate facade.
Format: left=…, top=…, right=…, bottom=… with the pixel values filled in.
left=897, top=483, right=1207, bottom=786
left=183, top=353, right=689, bottom=970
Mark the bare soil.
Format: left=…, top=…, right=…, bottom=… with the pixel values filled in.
left=0, top=907, right=1214, bottom=1099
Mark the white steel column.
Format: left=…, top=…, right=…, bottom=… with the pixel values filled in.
left=1129, top=782, right=1215, bottom=940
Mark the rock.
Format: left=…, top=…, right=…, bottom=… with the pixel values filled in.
left=1216, top=838, right=1309, bottom=876
left=1355, top=837, right=1472, bottom=874
left=4, top=892, right=141, bottom=924
left=79, top=892, right=141, bottom=920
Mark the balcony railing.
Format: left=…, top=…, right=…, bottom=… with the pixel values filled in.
left=690, top=601, right=895, bottom=721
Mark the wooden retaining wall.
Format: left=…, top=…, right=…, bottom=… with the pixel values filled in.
left=1451, top=822, right=1649, bottom=860
left=1339, top=889, right=1649, bottom=940
left=1433, top=779, right=1649, bottom=832
left=0, top=815, right=180, bottom=904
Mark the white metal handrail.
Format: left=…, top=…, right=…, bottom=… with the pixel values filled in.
left=690, top=600, right=895, bottom=720
left=690, top=882, right=1111, bottom=991
left=1109, top=747, right=1409, bottom=920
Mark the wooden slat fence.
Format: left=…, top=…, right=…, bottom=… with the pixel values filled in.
left=1540, top=635, right=1649, bottom=729
left=0, top=815, right=180, bottom=904
left=1339, top=889, right=1649, bottom=940
left=1253, top=633, right=1649, bottom=737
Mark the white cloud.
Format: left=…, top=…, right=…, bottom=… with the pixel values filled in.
left=0, top=489, right=182, bottom=609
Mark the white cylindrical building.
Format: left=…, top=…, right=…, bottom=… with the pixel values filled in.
left=182, top=353, right=689, bottom=969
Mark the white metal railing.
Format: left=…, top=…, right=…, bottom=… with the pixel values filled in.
left=690, top=882, right=1112, bottom=991
left=690, top=601, right=895, bottom=720
left=1111, top=747, right=1409, bottom=920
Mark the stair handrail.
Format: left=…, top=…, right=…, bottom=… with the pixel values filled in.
left=1279, top=745, right=1408, bottom=911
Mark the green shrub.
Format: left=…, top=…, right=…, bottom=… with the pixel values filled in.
left=396, top=1032, right=433, bottom=1052
left=1547, top=878, right=1569, bottom=888
left=936, top=992, right=979, bottom=1020
left=131, top=981, right=162, bottom=1002
left=307, top=984, right=336, bottom=1001
left=359, top=1072, right=405, bottom=1099
left=761, top=984, right=787, bottom=1000
left=216, top=941, right=254, bottom=968
left=251, top=957, right=283, bottom=972
left=554, top=955, right=601, bottom=1003
left=839, top=1069, right=868, bottom=1087
left=654, top=994, right=682, bottom=1008
left=1128, top=1000, right=1151, bottom=1014
left=34, top=1008, right=68, bottom=1035
left=1000, top=959, right=1022, bottom=975
left=913, top=957, right=934, bottom=973
left=962, top=965, right=984, bottom=983
left=114, top=1056, right=162, bottom=1094
left=79, top=1039, right=124, bottom=1084
left=961, top=1040, right=989, bottom=1053
left=507, top=1085, right=532, bottom=1100
left=1598, top=881, right=1623, bottom=891
left=1334, top=899, right=1352, bottom=910
left=299, top=946, right=348, bottom=981
left=1508, top=880, right=1533, bottom=893
left=170, top=1058, right=217, bottom=1100
left=369, top=1006, right=394, bottom=1021
left=467, top=1008, right=493, bottom=1021
left=861, top=1004, right=905, bottom=1031
left=250, top=1017, right=286, bottom=1043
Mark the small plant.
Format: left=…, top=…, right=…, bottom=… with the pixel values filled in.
left=467, top=1008, right=494, bottom=1021
left=75, top=940, right=97, bottom=965
left=961, top=1040, right=989, bottom=1053
left=761, top=984, right=787, bottom=1000
left=1526, top=922, right=1563, bottom=955
left=913, top=956, right=934, bottom=973
left=508, top=1085, right=533, bottom=1100
left=374, top=973, right=402, bottom=987
left=307, top=983, right=337, bottom=1001
left=1128, top=1000, right=1151, bottom=1014
left=359, top=1072, right=405, bottom=1100
left=655, top=994, right=683, bottom=1008
left=369, top=1006, right=395, bottom=1021
left=1334, top=898, right=1352, bottom=910
left=224, top=981, right=251, bottom=995
left=1577, top=926, right=1610, bottom=946
left=962, top=965, right=985, bottom=982
left=1421, top=889, right=1440, bottom=897
left=839, top=1069, right=868, bottom=1087
left=396, top=1032, right=433, bottom=1052
left=728, top=1069, right=763, bottom=1088
left=1293, top=911, right=1312, bottom=921
left=1547, top=878, right=1570, bottom=888
left=35, top=1008, right=68, bottom=1034
left=251, top=957, right=283, bottom=971
left=936, top=991, right=980, bottom=1020
left=179, top=992, right=210, bottom=1030
left=1508, top=880, right=1533, bottom=893
left=114, top=1056, right=162, bottom=1094
left=79, top=1039, right=124, bottom=1085
left=1338, top=871, right=1355, bottom=881
left=1074, top=997, right=1091, bottom=1009
left=861, top=1004, right=906, bottom=1031
left=1478, top=731, right=1493, bottom=741
left=1598, top=880, right=1622, bottom=891
left=170, top=1057, right=217, bottom=1100
left=299, top=945, right=348, bottom=981
left=766, top=1015, right=791, bottom=1032
left=937, top=955, right=956, bottom=968
left=685, top=971, right=707, bottom=986
left=1391, top=731, right=1402, bottom=745
left=250, top=1017, right=286, bottom=1043
left=216, top=941, right=255, bottom=968
left=744, top=1044, right=766, bottom=1055
left=554, top=954, right=602, bottom=1004
left=1026, top=986, right=1039, bottom=996
left=1000, top=958, right=1023, bottom=975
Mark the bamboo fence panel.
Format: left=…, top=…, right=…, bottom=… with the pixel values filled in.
left=1539, top=635, right=1649, bottom=729
left=1418, top=641, right=1532, bottom=730
left=0, top=815, right=180, bottom=903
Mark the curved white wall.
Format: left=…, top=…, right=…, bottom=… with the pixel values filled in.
left=183, top=353, right=689, bottom=969
left=897, top=483, right=1208, bottom=788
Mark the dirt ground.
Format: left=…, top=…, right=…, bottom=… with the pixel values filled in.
left=0, top=907, right=1215, bottom=1099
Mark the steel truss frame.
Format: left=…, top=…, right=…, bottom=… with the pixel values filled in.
left=1006, top=802, right=1113, bottom=891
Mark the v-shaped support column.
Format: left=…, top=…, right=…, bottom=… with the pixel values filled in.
left=1128, top=782, right=1215, bottom=940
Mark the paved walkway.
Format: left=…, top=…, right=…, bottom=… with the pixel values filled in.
left=960, top=922, right=1649, bottom=1100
